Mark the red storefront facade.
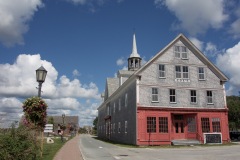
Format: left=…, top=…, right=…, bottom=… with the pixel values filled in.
left=137, top=107, right=230, bottom=145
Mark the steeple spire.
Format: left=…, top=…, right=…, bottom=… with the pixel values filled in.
left=130, top=33, right=140, bottom=58
left=128, top=33, right=142, bottom=71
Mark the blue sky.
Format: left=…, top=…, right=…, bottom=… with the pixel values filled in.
left=0, top=0, right=240, bottom=127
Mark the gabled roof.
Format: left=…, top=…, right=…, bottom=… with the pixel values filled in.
left=50, top=116, right=79, bottom=126
left=134, top=33, right=228, bottom=82
left=118, top=70, right=135, bottom=77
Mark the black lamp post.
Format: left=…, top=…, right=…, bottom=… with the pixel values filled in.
left=36, top=66, right=47, bottom=97
left=62, top=114, right=65, bottom=125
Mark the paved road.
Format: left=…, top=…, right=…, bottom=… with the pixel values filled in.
left=79, top=134, right=240, bottom=160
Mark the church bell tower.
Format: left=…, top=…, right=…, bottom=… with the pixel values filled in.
left=128, top=33, right=142, bottom=71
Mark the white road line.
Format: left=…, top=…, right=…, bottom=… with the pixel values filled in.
left=113, top=156, right=121, bottom=159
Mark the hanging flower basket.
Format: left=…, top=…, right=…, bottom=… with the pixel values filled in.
left=22, top=97, right=48, bottom=131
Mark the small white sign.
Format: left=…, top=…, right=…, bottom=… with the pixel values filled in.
left=44, top=124, right=53, bottom=133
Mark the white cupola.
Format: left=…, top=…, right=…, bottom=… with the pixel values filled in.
left=128, top=33, right=142, bottom=71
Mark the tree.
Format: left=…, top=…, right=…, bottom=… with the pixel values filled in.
left=227, top=96, right=240, bottom=130
left=93, top=116, right=98, bottom=135
left=48, top=116, right=54, bottom=124
left=78, top=127, right=88, bottom=134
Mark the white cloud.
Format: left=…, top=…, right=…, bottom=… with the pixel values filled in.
left=206, top=42, right=217, bottom=52
left=227, top=2, right=240, bottom=39
left=0, top=54, right=101, bottom=127
left=189, top=37, right=204, bottom=51
left=116, top=57, right=125, bottom=66
left=78, top=102, right=98, bottom=126
left=216, top=41, right=240, bottom=95
left=204, top=42, right=219, bottom=57
left=0, top=0, right=43, bottom=46
left=57, top=76, right=100, bottom=99
left=0, top=97, right=23, bottom=128
left=73, top=69, right=80, bottom=77
left=229, top=19, right=240, bottom=39
left=188, top=37, right=223, bottom=58
left=155, top=0, right=228, bottom=35
left=0, top=54, right=57, bottom=98
left=66, top=0, right=87, bottom=5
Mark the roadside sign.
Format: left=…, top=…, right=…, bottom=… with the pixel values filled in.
left=44, top=124, right=53, bottom=133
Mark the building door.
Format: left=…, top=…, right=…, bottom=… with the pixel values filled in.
left=106, top=120, right=111, bottom=139
left=173, top=115, right=186, bottom=139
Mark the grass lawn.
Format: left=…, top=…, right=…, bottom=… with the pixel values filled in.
left=42, top=137, right=66, bottom=160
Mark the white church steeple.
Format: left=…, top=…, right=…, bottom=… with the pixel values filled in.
left=128, top=33, right=142, bottom=71
left=130, top=33, right=140, bottom=58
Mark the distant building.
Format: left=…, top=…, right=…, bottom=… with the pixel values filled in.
left=48, top=115, right=79, bottom=134
left=97, top=33, right=230, bottom=145
left=83, top=126, right=93, bottom=134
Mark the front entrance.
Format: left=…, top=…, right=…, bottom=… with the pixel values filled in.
left=105, top=120, right=111, bottom=139
left=173, top=115, right=186, bottom=139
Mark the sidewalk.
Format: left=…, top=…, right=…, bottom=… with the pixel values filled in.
left=53, top=135, right=84, bottom=160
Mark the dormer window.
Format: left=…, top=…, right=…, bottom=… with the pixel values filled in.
left=174, top=46, right=188, bottom=59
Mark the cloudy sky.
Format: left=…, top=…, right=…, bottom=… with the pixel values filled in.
left=0, top=0, right=240, bottom=127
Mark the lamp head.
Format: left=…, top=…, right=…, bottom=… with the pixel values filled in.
left=36, top=66, right=47, bottom=83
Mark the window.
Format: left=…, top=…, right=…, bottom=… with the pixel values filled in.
left=212, top=118, right=221, bottom=132
left=190, top=90, right=197, bottom=103
left=174, top=46, right=181, bottom=58
left=125, top=121, right=127, bottom=133
left=199, top=67, right=205, bottom=80
left=152, top=88, right=159, bottom=102
left=201, top=117, right=210, bottom=133
left=181, top=46, right=188, bottom=59
left=113, top=102, right=115, bottom=113
left=113, top=123, right=115, bottom=134
left=170, top=89, right=176, bottom=103
left=182, top=66, right=189, bottom=79
left=187, top=117, right=196, bottom=132
left=125, top=93, right=128, bottom=107
left=175, top=66, right=181, bottom=79
left=119, top=98, right=121, bottom=111
left=207, top=91, right=213, bottom=104
left=174, top=46, right=188, bottom=59
left=175, top=66, right=189, bottom=79
left=107, top=104, right=110, bottom=115
left=159, top=117, right=168, bottom=133
left=111, top=124, right=112, bottom=133
left=147, top=117, right=156, bottom=133
left=118, top=122, right=121, bottom=133
left=159, top=64, right=165, bottom=78
left=106, top=123, right=108, bottom=135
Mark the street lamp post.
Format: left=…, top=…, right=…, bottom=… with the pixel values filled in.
left=36, top=65, right=47, bottom=158
left=36, top=66, right=47, bottom=97
left=62, top=114, right=65, bottom=125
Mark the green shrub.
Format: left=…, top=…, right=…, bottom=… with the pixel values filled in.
left=0, top=124, right=41, bottom=160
